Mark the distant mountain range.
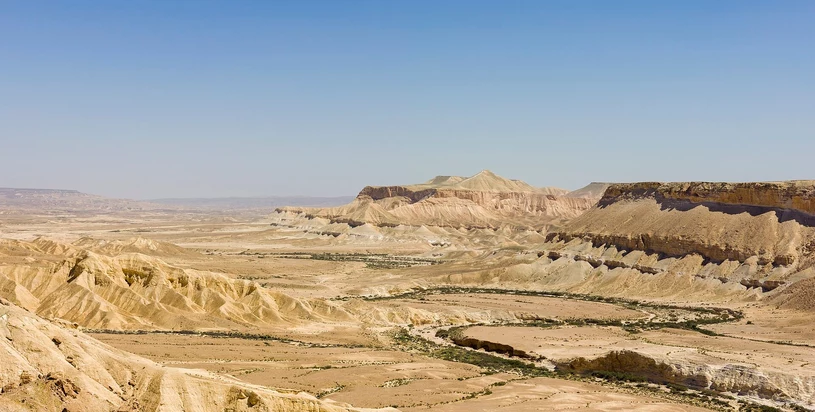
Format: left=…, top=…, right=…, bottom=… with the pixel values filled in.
left=0, top=187, right=353, bottom=213
left=148, top=196, right=355, bottom=210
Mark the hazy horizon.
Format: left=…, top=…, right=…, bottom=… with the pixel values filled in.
left=6, top=171, right=815, bottom=202
left=2, top=1, right=813, bottom=199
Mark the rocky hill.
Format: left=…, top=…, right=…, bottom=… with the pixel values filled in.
left=0, top=188, right=164, bottom=214
left=0, top=238, right=354, bottom=330
left=534, top=181, right=815, bottom=297
left=0, top=297, right=374, bottom=412
left=278, top=171, right=598, bottom=231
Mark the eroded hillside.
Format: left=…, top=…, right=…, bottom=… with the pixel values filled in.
left=0, top=238, right=354, bottom=331
left=4, top=180, right=815, bottom=411
left=0, top=297, right=376, bottom=412
left=278, top=171, right=598, bottom=230
left=543, top=181, right=815, bottom=293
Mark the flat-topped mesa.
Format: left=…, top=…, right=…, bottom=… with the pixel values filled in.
left=276, top=171, right=599, bottom=230
left=548, top=181, right=815, bottom=284
left=600, top=181, right=815, bottom=214
left=357, top=185, right=438, bottom=202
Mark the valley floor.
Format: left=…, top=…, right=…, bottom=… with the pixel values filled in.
left=1, top=211, right=813, bottom=411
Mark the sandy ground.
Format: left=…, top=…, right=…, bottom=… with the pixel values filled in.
left=3, top=210, right=814, bottom=410
left=402, top=377, right=712, bottom=412
left=90, top=333, right=707, bottom=411
left=462, top=324, right=815, bottom=377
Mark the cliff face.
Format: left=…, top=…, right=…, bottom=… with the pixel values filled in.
left=278, top=171, right=598, bottom=230
left=559, top=349, right=815, bottom=404
left=601, top=181, right=815, bottom=215
left=545, top=181, right=815, bottom=291
left=358, top=186, right=437, bottom=203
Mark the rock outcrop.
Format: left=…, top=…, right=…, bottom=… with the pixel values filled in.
left=557, top=349, right=815, bottom=404
left=0, top=297, right=376, bottom=412
left=543, top=181, right=815, bottom=291
left=0, top=238, right=354, bottom=330
left=451, top=336, right=533, bottom=359
left=278, top=171, right=597, bottom=231
left=600, top=181, right=815, bottom=215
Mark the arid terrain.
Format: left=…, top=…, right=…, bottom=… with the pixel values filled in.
left=1, top=172, right=815, bottom=411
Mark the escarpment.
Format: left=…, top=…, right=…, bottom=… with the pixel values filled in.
left=450, top=336, right=534, bottom=359
left=601, top=181, right=815, bottom=216
left=358, top=185, right=438, bottom=203
left=277, top=171, right=599, bottom=231
left=557, top=349, right=815, bottom=404
left=558, top=350, right=706, bottom=388
left=542, top=181, right=815, bottom=291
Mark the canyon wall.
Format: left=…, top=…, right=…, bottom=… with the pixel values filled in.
left=278, top=171, right=599, bottom=231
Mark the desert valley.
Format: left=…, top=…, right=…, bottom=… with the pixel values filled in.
left=1, top=171, right=814, bottom=411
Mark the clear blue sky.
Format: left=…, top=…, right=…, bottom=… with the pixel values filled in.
left=1, top=1, right=813, bottom=199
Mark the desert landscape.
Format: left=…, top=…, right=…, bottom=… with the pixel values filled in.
left=3, top=2, right=812, bottom=411
left=1, top=171, right=814, bottom=411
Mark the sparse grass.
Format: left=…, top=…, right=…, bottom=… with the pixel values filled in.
left=378, top=287, right=741, bottom=339
left=364, top=286, right=743, bottom=325
left=85, top=329, right=366, bottom=348
left=589, top=370, right=648, bottom=383
left=392, top=328, right=550, bottom=377
left=385, top=288, right=806, bottom=411
left=380, top=378, right=413, bottom=388
left=737, top=400, right=783, bottom=412
left=392, top=327, right=749, bottom=411
left=434, top=325, right=468, bottom=340
left=242, top=251, right=444, bottom=269
left=315, top=383, right=346, bottom=398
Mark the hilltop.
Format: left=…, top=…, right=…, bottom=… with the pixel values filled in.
left=0, top=188, right=160, bottom=214
left=277, top=170, right=600, bottom=231
left=0, top=297, right=371, bottom=412
left=498, top=180, right=815, bottom=301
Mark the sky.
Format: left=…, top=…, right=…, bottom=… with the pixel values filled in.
left=1, top=1, right=813, bottom=199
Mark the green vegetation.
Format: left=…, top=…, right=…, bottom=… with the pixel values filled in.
left=434, top=325, right=468, bottom=340
left=393, top=328, right=549, bottom=377
left=85, top=329, right=366, bottom=349
left=392, top=327, right=755, bottom=411
left=375, top=286, right=742, bottom=338
left=589, top=370, right=647, bottom=383
left=387, top=288, right=803, bottom=411
left=315, top=383, right=346, bottom=399
left=737, top=401, right=783, bottom=412
left=365, top=286, right=742, bottom=324
left=432, top=346, right=549, bottom=377
left=247, top=251, right=444, bottom=269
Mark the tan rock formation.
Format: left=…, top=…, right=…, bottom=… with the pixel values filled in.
left=0, top=238, right=353, bottom=330
left=0, top=297, right=378, bottom=412
left=544, top=181, right=815, bottom=290
left=279, top=171, right=596, bottom=230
